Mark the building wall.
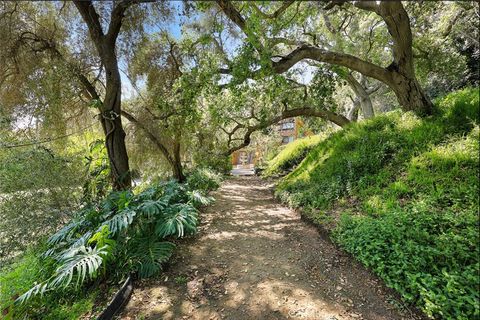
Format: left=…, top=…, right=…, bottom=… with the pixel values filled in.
left=231, top=117, right=307, bottom=166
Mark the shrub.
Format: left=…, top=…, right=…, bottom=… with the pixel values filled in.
left=0, top=147, right=82, bottom=193
left=275, top=88, right=480, bottom=319
left=7, top=179, right=214, bottom=318
left=438, top=87, right=479, bottom=132
left=193, top=150, right=232, bottom=174
left=186, top=168, right=223, bottom=193
left=0, top=147, right=84, bottom=264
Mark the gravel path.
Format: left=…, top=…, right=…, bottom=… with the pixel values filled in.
left=119, top=176, right=423, bottom=320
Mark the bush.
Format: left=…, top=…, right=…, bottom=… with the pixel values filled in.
left=193, top=151, right=232, bottom=175
left=275, top=88, right=480, bottom=319
left=0, top=147, right=82, bottom=193
left=438, top=87, right=479, bottom=132
left=186, top=168, right=223, bottom=193
left=0, top=147, right=84, bottom=264
left=263, top=134, right=326, bottom=177
left=6, top=178, right=214, bottom=318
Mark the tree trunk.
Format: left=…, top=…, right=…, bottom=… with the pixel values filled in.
left=172, top=138, right=185, bottom=182
left=100, top=53, right=131, bottom=190
left=387, top=70, right=435, bottom=115
left=347, top=99, right=360, bottom=121
left=345, top=73, right=374, bottom=119
left=74, top=1, right=132, bottom=190
left=171, top=157, right=185, bottom=183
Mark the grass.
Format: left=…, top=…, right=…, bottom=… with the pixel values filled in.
left=174, top=275, right=188, bottom=284
left=274, top=87, right=479, bottom=319
left=0, top=246, right=99, bottom=320
left=263, top=134, right=328, bottom=177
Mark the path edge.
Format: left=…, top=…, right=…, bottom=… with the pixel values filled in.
left=97, top=276, right=134, bottom=320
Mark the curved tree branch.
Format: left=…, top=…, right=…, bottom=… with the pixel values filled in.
left=223, top=107, right=349, bottom=156
left=250, top=1, right=294, bottom=19
left=120, top=110, right=175, bottom=166
left=270, top=45, right=391, bottom=84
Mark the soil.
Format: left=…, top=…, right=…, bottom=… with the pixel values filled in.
left=118, top=176, right=425, bottom=320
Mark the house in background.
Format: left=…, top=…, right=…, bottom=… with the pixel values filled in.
left=231, top=117, right=305, bottom=168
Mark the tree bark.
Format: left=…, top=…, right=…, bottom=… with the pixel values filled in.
left=172, top=138, right=185, bottom=182
left=74, top=1, right=132, bottom=190
left=386, top=70, right=434, bottom=115
left=344, top=73, right=374, bottom=119
left=216, top=0, right=435, bottom=116
left=223, top=107, right=349, bottom=156
left=347, top=98, right=360, bottom=122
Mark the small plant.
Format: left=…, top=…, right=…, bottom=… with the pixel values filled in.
left=174, top=275, right=188, bottom=285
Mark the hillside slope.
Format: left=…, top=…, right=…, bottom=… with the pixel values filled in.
left=273, top=88, right=479, bottom=319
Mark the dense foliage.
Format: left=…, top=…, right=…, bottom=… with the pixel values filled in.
left=263, top=134, right=327, bottom=177
left=0, top=169, right=221, bottom=319
left=0, top=146, right=85, bottom=265
left=275, top=88, right=479, bottom=319
left=0, top=1, right=478, bottom=319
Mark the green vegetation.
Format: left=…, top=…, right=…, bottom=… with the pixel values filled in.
left=1, top=1, right=478, bottom=319
left=174, top=275, right=189, bottom=285
left=263, top=134, right=326, bottom=177
left=275, top=88, right=479, bottom=319
left=0, top=247, right=99, bottom=320
left=0, top=146, right=86, bottom=265
left=1, top=170, right=220, bottom=319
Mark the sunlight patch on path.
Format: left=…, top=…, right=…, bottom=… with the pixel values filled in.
left=120, top=176, right=422, bottom=320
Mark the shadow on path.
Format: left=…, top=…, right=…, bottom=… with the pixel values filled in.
left=119, top=176, right=423, bottom=320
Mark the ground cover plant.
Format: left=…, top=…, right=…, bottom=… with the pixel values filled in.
left=275, top=88, right=480, bottom=319
left=263, top=134, right=327, bottom=177
left=0, top=168, right=221, bottom=319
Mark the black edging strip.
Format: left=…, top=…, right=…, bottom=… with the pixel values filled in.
left=97, top=276, right=134, bottom=320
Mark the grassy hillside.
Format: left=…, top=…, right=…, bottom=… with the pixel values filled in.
left=274, top=88, right=479, bottom=319
left=263, top=134, right=327, bottom=177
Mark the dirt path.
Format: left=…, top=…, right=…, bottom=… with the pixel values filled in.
left=119, top=176, right=422, bottom=320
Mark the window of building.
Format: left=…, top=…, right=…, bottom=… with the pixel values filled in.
left=280, top=122, right=295, bottom=130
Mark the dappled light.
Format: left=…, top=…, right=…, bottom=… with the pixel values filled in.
left=0, top=1, right=478, bottom=319
left=119, top=177, right=418, bottom=320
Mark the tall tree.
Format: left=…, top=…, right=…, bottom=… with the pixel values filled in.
left=74, top=1, right=135, bottom=190
left=214, top=0, right=435, bottom=115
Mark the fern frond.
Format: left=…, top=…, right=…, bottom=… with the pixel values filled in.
left=50, top=245, right=107, bottom=289
left=101, top=208, right=136, bottom=235
left=155, top=204, right=198, bottom=238
left=137, top=199, right=167, bottom=218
